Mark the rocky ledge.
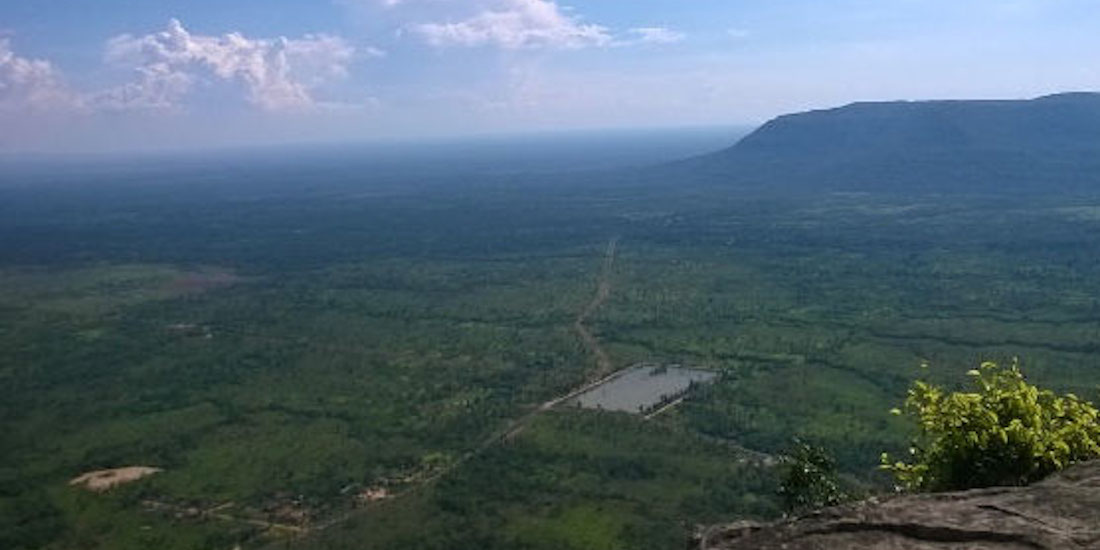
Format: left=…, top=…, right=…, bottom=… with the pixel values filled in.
left=699, top=461, right=1100, bottom=550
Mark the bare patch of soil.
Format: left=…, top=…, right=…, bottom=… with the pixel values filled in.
left=70, top=467, right=162, bottom=492
left=357, top=487, right=391, bottom=504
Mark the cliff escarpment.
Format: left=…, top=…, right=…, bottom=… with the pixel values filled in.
left=688, top=92, right=1100, bottom=192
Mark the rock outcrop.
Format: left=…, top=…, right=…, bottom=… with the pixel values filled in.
left=699, top=461, right=1100, bottom=550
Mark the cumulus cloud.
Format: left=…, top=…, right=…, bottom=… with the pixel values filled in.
left=98, top=19, right=357, bottom=111
left=0, top=38, right=82, bottom=112
left=414, top=0, right=612, bottom=49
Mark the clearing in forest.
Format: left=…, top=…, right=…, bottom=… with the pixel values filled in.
left=69, top=467, right=162, bottom=492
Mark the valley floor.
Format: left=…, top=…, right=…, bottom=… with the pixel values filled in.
left=4, top=172, right=1100, bottom=549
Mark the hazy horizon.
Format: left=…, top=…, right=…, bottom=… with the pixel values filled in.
left=0, top=124, right=750, bottom=172
left=4, top=0, right=1100, bottom=153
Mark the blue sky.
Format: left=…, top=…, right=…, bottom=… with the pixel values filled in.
left=2, top=0, right=1099, bottom=152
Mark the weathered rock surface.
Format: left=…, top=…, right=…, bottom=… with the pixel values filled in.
left=700, top=461, right=1100, bottom=550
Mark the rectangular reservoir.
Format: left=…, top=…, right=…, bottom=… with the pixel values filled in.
left=568, top=364, right=718, bottom=413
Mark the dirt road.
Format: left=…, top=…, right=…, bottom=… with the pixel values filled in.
left=573, top=237, right=618, bottom=377
left=260, top=238, right=624, bottom=546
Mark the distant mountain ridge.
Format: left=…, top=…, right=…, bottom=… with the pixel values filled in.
left=690, top=92, right=1100, bottom=192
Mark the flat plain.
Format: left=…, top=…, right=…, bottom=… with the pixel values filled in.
left=4, top=149, right=1100, bottom=550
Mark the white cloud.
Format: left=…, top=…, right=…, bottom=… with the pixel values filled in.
left=627, top=27, right=685, bottom=45
left=98, top=19, right=357, bottom=111
left=414, top=0, right=612, bottom=49
left=0, top=38, right=82, bottom=112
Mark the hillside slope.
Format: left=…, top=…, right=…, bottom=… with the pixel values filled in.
left=691, top=93, right=1100, bottom=192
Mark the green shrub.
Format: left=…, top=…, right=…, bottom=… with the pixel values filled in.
left=882, top=360, right=1100, bottom=491
left=778, top=439, right=847, bottom=514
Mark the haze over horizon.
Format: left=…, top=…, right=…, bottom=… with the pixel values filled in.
left=3, top=0, right=1100, bottom=153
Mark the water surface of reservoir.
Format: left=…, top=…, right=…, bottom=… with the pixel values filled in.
left=569, top=365, right=718, bottom=413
